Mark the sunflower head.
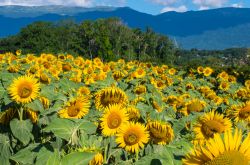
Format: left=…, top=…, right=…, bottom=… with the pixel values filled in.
left=134, top=85, right=147, bottom=95
left=203, top=67, right=213, bottom=77
left=89, top=153, right=104, bottom=165
left=182, top=99, right=206, bottom=116
left=100, top=104, right=129, bottom=136
left=58, top=96, right=90, bottom=119
left=183, top=128, right=250, bottom=165
left=116, top=122, right=149, bottom=153
left=8, top=75, right=40, bottom=104
left=197, top=66, right=204, bottom=74
left=229, top=101, right=250, bottom=122
left=219, top=81, right=230, bottom=91
left=146, top=121, right=174, bottom=145
left=126, top=106, right=140, bottom=121
left=95, top=86, right=128, bottom=110
left=193, top=111, right=232, bottom=144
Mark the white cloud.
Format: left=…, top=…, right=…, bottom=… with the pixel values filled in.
left=149, top=0, right=178, bottom=6
left=161, top=5, right=187, bottom=13
left=193, top=0, right=228, bottom=9
left=95, top=0, right=126, bottom=7
left=0, top=0, right=93, bottom=6
left=231, top=3, right=243, bottom=8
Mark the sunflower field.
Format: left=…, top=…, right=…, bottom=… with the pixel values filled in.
left=0, top=51, right=250, bottom=165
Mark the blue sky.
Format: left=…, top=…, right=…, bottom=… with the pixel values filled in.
left=0, top=0, right=249, bottom=14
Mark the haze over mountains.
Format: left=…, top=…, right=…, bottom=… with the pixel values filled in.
left=1, top=5, right=250, bottom=50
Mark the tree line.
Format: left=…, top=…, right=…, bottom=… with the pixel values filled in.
left=0, top=18, right=249, bottom=78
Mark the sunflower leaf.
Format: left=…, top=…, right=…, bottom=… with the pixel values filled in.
left=61, top=152, right=95, bottom=165
left=10, top=119, right=33, bottom=145
left=26, top=99, right=44, bottom=112
left=43, top=118, right=75, bottom=141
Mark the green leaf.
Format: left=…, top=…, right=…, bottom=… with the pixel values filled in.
left=46, top=150, right=60, bottom=165
left=35, top=146, right=53, bottom=165
left=26, top=99, right=44, bottom=112
left=10, top=119, right=33, bottom=145
left=10, top=144, right=39, bottom=165
left=76, top=119, right=97, bottom=134
left=43, top=118, right=74, bottom=141
left=0, top=134, right=11, bottom=158
left=61, top=152, right=95, bottom=165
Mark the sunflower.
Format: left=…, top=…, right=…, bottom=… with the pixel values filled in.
left=228, top=101, right=250, bottom=122
left=116, top=122, right=149, bottom=153
left=146, top=121, right=174, bottom=145
left=168, top=68, right=176, bottom=75
left=181, top=99, right=206, bottom=116
left=112, top=71, right=125, bottom=81
left=133, top=68, right=146, bottom=79
left=0, top=108, right=17, bottom=125
left=134, top=85, right=147, bottom=95
left=89, top=153, right=104, bottom=165
left=203, top=67, right=213, bottom=77
left=39, top=96, right=50, bottom=109
left=193, top=111, right=232, bottom=144
left=95, top=86, right=128, bottom=110
left=39, top=73, right=51, bottom=84
left=26, top=109, right=38, bottom=123
left=219, top=81, right=230, bottom=91
left=8, top=75, right=40, bottom=104
left=183, top=128, right=250, bottom=165
left=217, top=71, right=229, bottom=80
left=126, top=106, right=140, bottom=121
left=77, top=86, right=91, bottom=96
left=58, top=96, right=90, bottom=119
left=100, top=104, right=129, bottom=136
left=197, top=66, right=204, bottom=74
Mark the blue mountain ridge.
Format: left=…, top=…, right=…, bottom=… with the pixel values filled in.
left=1, top=6, right=250, bottom=49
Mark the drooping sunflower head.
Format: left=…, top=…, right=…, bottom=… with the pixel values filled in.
left=58, top=96, right=90, bottom=119
left=95, top=86, right=128, bottom=110
left=116, top=122, right=149, bottom=153
left=126, top=106, right=140, bottom=121
left=89, top=153, right=104, bottom=165
left=0, top=107, right=17, bottom=125
left=100, top=104, right=129, bottom=136
left=193, top=110, right=232, bottom=144
left=77, top=86, right=91, bottom=97
left=182, top=99, right=206, bottom=116
left=228, top=101, right=250, bottom=123
left=134, top=85, right=147, bottom=95
left=183, top=128, right=250, bottom=165
left=8, top=75, right=40, bottom=104
left=146, top=121, right=174, bottom=145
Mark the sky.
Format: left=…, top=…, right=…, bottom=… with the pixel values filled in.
left=0, top=0, right=249, bottom=14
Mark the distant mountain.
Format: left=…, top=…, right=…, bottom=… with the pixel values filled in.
left=1, top=5, right=250, bottom=50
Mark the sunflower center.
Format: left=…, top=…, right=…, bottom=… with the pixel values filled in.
left=107, top=114, right=121, bottom=129
left=157, top=81, right=164, bottom=87
left=201, top=120, right=225, bottom=138
left=67, top=105, right=80, bottom=117
left=137, top=70, right=143, bottom=75
left=124, top=133, right=139, bottom=145
left=239, top=105, right=250, bottom=119
left=205, top=151, right=248, bottom=165
left=18, top=84, right=33, bottom=98
left=187, top=101, right=204, bottom=113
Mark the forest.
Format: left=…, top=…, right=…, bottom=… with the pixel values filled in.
left=0, top=18, right=249, bottom=78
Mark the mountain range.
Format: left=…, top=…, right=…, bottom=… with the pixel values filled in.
left=1, top=5, right=250, bottom=50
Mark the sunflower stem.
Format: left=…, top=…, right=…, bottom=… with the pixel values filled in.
left=104, top=144, right=108, bottom=164
left=135, top=152, right=139, bottom=161
left=18, top=105, right=24, bottom=121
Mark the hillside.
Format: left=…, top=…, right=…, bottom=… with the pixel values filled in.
left=1, top=6, right=250, bottom=49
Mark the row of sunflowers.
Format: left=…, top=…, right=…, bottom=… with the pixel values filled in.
left=0, top=51, right=250, bottom=165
